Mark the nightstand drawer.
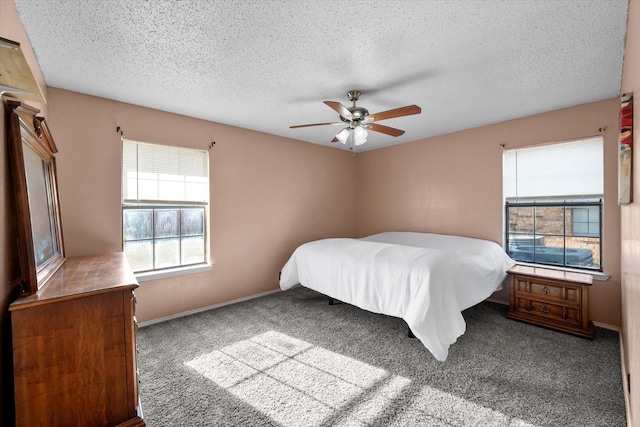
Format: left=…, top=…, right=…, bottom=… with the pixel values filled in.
left=514, top=276, right=581, bottom=304
left=514, top=297, right=581, bottom=326
left=532, top=282, right=580, bottom=304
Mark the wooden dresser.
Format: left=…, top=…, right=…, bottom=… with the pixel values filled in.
left=10, top=253, right=145, bottom=427
left=506, top=265, right=594, bottom=339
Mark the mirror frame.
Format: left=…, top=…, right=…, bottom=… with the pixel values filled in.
left=6, top=99, right=65, bottom=294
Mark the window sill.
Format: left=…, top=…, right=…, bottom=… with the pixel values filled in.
left=514, top=262, right=610, bottom=281
left=135, top=263, right=212, bottom=283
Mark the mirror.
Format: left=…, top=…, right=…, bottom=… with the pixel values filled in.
left=6, top=100, right=64, bottom=294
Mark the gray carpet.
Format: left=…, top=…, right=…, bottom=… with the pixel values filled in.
left=137, top=287, right=626, bottom=426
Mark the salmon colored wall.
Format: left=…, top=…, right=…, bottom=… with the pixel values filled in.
left=0, top=1, right=48, bottom=425
left=620, top=0, right=640, bottom=425
left=357, top=99, right=622, bottom=328
left=45, top=88, right=358, bottom=322
left=2, top=0, right=633, bottom=423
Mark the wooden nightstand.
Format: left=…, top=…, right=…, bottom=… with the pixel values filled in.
left=506, top=265, right=594, bottom=339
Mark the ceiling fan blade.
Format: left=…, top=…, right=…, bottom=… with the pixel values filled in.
left=331, top=136, right=339, bottom=143
left=324, top=101, right=354, bottom=121
left=367, top=123, right=405, bottom=137
left=290, top=122, right=334, bottom=129
left=368, top=105, right=421, bottom=122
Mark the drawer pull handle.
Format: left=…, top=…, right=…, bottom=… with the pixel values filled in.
left=542, top=305, right=550, bottom=313
left=542, top=287, right=550, bottom=295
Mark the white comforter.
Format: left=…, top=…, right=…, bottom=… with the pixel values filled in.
left=279, top=232, right=515, bottom=361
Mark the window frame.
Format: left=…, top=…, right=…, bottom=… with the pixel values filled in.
left=505, top=199, right=603, bottom=272
left=121, top=139, right=210, bottom=275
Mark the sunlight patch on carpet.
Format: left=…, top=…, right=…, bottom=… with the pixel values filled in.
left=184, top=330, right=411, bottom=426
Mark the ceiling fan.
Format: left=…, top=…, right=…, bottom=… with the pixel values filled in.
left=290, top=90, right=421, bottom=146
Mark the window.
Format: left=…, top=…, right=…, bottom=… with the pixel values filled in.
left=503, top=137, right=603, bottom=271
left=571, top=206, right=600, bottom=238
left=122, top=139, right=209, bottom=273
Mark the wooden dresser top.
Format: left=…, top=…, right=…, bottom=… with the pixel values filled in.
left=10, top=252, right=138, bottom=310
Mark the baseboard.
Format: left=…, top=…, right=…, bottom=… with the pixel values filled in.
left=620, top=333, right=632, bottom=426
left=138, top=288, right=281, bottom=327
left=485, top=298, right=508, bottom=306
left=592, top=321, right=621, bottom=332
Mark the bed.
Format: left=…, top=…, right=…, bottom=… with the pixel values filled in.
left=279, top=232, right=516, bottom=361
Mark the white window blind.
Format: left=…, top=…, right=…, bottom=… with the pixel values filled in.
left=503, top=137, right=603, bottom=200
left=123, top=139, right=209, bottom=203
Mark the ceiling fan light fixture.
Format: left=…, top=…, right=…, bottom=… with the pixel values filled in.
left=290, top=90, right=421, bottom=147
left=354, top=126, right=368, bottom=145
left=336, top=128, right=350, bottom=144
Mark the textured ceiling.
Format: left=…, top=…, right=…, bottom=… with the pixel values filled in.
left=13, top=0, right=629, bottom=152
